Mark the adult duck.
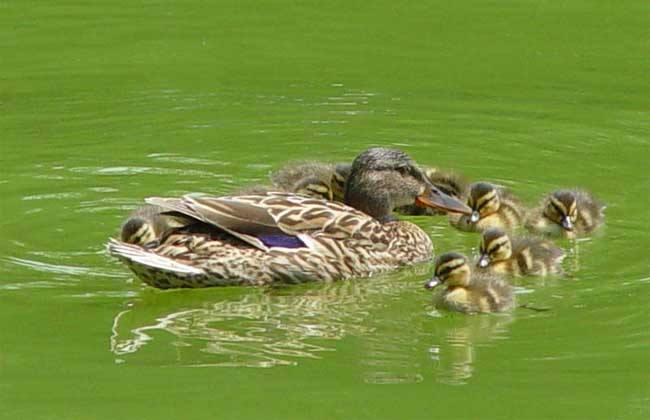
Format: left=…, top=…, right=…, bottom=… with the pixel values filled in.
left=107, top=148, right=471, bottom=288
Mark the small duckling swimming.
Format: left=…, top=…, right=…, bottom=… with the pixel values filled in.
left=449, top=182, right=525, bottom=232
left=120, top=205, right=185, bottom=247
left=425, top=252, right=515, bottom=314
left=525, top=189, right=605, bottom=238
left=477, top=228, right=565, bottom=276
left=397, top=167, right=469, bottom=216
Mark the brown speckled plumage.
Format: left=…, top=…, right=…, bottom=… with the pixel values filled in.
left=108, top=193, right=433, bottom=288
left=108, top=148, right=471, bottom=289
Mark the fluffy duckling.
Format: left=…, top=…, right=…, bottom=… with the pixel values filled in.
left=233, top=162, right=336, bottom=200
left=330, top=163, right=351, bottom=202
left=120, top=205, right=184, bottom=247
left=425, top=252, right=515, bottom=314
left=396, top=167, right=469, bottom=216
left=449, top=182, right=525, bottom=232
left=477, top=228, right=565, bottom=276
left=525, top=189, right=605, bottom=238
left=270, top=161, right=336, bottom=200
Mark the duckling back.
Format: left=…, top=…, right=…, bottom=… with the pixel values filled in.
left=510, top=236, right=565, bottom=276
left=573, top=190, right=606, bottom=234
left=270, top=162, right=334, bottom=191
left=437, top=273, right=515, bottom=314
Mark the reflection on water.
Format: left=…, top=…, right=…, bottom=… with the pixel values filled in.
left=110, top=279, right=397, bottom=367
left=427, top=313, right=514, bottom=385
left=110, top=268, right=436, bottom=368
left=109, top=263, right=518, bottom=382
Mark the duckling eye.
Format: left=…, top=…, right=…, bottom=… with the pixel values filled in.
left=549, top=201, right=564, bottom=216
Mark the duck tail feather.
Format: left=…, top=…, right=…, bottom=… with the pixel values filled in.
left=106, top=238, right=203, bottom=275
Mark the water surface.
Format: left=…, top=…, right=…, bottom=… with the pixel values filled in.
left=2, top=1, right=649, bottom=419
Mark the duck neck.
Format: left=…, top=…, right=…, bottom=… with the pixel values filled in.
left=344, top=176, right=394, bottom=222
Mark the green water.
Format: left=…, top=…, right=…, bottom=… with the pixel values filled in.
left=2, top=1, right=649, bottom=418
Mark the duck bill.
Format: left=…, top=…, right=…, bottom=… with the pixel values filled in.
left=477, top=255, right=490, bottom=268
left=561, top=217, right=574, bottom=231
left=416, top=187, right=471, bottom=215
left=424, top=277, right=442, bottom=290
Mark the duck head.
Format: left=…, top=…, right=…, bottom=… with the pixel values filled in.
left=344, top=148, right=471, bottom=222
left=425, top=252, right=471, bottom=289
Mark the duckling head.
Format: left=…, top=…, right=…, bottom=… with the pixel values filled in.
left=477, top=228, right=512, bottom=268
left=331, top=163, right=351, bottom=202
left=467, top=182, right=501, bottom=223
left=425, top=252, right=471, bottom=289
left=345, top=148, right=471, bottom=222
left=121, top=217, right=157, bottom=246
left=293, top=176, right=334, bottom=201
left=544, top=190, right=578, bottom=232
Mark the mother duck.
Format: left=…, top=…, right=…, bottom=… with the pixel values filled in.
left=107, top=148, right=471, bottom=288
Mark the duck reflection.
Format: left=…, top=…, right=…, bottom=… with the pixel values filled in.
left=110, top=267, right=428, bottom=368
left=110, top=264, right=516, bottom=377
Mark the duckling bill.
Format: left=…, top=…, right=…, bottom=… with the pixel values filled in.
left=425, top=252, right=515, bottom=314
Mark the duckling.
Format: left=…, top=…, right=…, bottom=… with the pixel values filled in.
left=330, top=163, right=351, bottom=202
left=477, top=228, right=565, bottom=276
left=425, top=252, right=515, bottom=314
left=449, top=182, right=525, bottom=232
left=525, top=189, right=605, bottom=238
left=269, top=161, right=338, bottom=200
left=120, top=205, right=185, bottom=247
left=233, top=162, right=336, bottom=200
left=396, top=167, right=469, bottom=216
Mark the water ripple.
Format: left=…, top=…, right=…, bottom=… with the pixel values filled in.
left=110, top=270, right=427, bottom=368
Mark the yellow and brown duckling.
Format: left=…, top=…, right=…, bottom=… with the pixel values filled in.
left=425, top=252, right=515, bottom=314
left=477, top=228, right=565, bottom=276
left=449, top=182, right=525, bottom=232
left=396, top=167, right=469, bottom=216
left=525, top=189, right=605, bottom=238
left=120, top=204, right=185, bottom=247
left=108, top=148, right=471, bottom=288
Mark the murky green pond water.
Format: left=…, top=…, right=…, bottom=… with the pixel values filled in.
left=2, top=1, right=649, bottom=418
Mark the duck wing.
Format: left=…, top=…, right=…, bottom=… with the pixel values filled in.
left=146, top=192, right=376, bottom=251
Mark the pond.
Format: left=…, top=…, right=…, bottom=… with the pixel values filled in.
left=2, top=1, right=648, bottom=418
